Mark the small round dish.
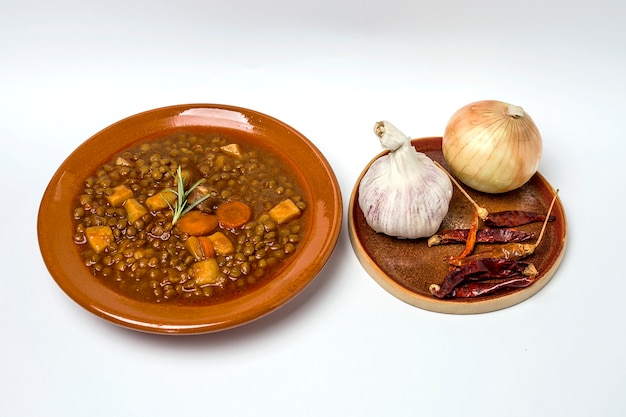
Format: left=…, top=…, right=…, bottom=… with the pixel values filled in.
left=38, top=104, right=342, bottom=334
left=349, top=137, right=566, bottom=314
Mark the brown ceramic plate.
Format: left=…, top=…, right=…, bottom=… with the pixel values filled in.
left=38, top=104, right=342, bottom=334
left=349, top=137, right=566, bottom=314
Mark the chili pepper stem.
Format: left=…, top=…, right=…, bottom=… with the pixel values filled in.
left=532, top=188, right=559, bottom=250
left=514, top=188, right=559, bottom=258
left=427, top=235, right=443, bottom=246
left=523, top=264, right=538, bottom=276
left=434, top=161, right=489, bottom=220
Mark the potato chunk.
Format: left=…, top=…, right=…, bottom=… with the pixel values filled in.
left=192, top=259, right=224, bottom=286
left=85, top=226, right=114, bottom=253
left=220, top=143, right=242, bottom=158
left=106, top=185, right=133, bottom=207
left=268, top=199, right=301, bottom=224
left=124, top=198, right=148, bottom=224
left=207, top=231, right=234, bottom=256
left=145, top=190, right=177, bottom=211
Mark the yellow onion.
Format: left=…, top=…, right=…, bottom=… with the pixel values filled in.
left=442, top=100, right=542, bottom=193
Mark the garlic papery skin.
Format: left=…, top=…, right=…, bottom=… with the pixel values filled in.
left=442, top=100, right=543, bottom=194
left=358, top=121, right=453, bottom=239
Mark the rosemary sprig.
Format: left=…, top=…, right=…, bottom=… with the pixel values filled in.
left=164, top=166, right=211, bottom=225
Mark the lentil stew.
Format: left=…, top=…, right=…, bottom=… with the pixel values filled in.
left=73, top=132, right=309, bottom=306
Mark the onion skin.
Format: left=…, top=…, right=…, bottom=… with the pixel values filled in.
left=442, top=100, right=543, bottom=193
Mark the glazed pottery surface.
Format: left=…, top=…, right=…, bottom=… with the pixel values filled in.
left=38, top=104, right=343, bottom=334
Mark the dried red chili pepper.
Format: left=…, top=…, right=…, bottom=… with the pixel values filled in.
left=450, top=275, right=536, bottom=298
left=447, top=190, right=559, bottom=268
left=447, top=242, right=535, bottom=267
left=429, top=258, right=538, bottom=299
left=483, top=211, right=556, bottom=228
left=428, top=227, right=535, bottom=246
left=456, top=211, right=479, bottom=258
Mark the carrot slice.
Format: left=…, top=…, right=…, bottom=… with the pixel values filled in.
left=176, top=211, right=218, bottom=236
left=198, top=236, right=215, bottom=258
left=186, top=236, right=216, bottom=260
left=216, top=200, right=252, bottom=229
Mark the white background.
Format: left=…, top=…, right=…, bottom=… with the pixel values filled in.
left=2, top=0, right=624, bottom=416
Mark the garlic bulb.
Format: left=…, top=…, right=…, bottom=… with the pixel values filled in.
left=358, top=121, right=453, bottom=239
left=442, top=100, right=543, bottom=193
